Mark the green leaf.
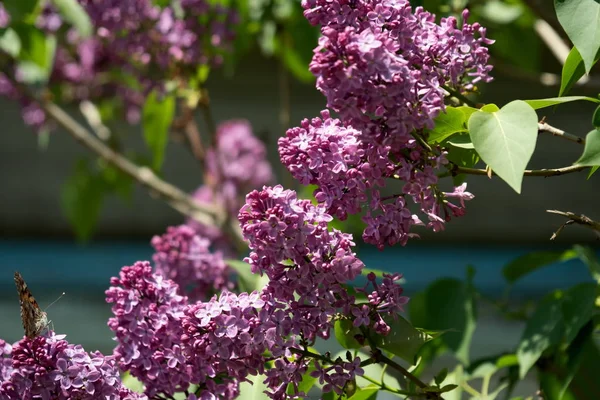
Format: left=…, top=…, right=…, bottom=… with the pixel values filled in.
left=3, top=0, right=40, bottom=23
left=121, top=372, right=145, bottom=393
left=142, top=91, right=175, bottom=171
left=572, top=245, right=600, bottom=283
left=502, top=249, right=578, bottom=284
left=334, top=319, right=363, bottom=350
left=347, top=387, right=378, bottom=400
left=446, top=134, right=474, bottom=149
left=0, top=28, right=21, bottom=57
left=468, top=100, right=538, bottom=193
left=372, top=316, right=434, bottom=363
left=555, top=0, right=600, bottom=73
left=412, top=278, right=476, bottom=365
left=516, top=291, right=565, bottom=378
left=434, top=368, right=448, bottom=386
left=524, top=96, right=600, bottom=110
left=560, top=47, right=586, bottom=96
left=225, top=259, right=261, bottom=293
left=12, top=24, right=56, bottom=83
left=61, top=159, right=106, bottom=242
left=574, top=129, right=600, bottom=166
left=479, top=0, right=523, bottom=24
left=51, top=0, right=93, bottom=38
left=588, top=165, right=599, bottom=179
left=428, top=107, right=468, bottom=143
left=238, top=373, right=270, bottom=400
left=562, top=283, right=597, bottom=344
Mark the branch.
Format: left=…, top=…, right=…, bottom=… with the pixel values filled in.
left=451, top=164, right=589, bottom=177
left=547, top=209, right=600, bottom=240
left=538, top=121, right=585, bottom=145
left=42, top=101, right=220, bottom=226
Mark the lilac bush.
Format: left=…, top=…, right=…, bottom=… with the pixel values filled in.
left=0, top=0, right=508, bottom=399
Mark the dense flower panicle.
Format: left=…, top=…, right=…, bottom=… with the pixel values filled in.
left=0, top=332, right=145, bottom=400
left=279, top=0, right=488, bottom=249
left=180, top=290, right=267, bottom=399
left=151, top=224, right=234, bottom=301
left=0, top=0, right=238, bottom=131
left=187, top=120, right=273, bottom=255
left=105, top=261, right=190, bottom=397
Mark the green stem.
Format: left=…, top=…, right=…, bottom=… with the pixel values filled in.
left=360, top=374, right=416, bottom=396
left=442, top=84, right=478, bottom=108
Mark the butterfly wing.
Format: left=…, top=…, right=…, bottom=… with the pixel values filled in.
left=14, top=271, right=48, bottom=338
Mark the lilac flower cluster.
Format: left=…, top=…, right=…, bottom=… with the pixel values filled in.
left=0, top=0, right=238, bottom=130
left=0, top=332, right=144, bottom=400
left=151, top=224, right=234, bottom=301
left=104, top=187, right=410, bottom=398
left=238, top=186, right=400, bottom=396
left=187, top=120, right=273, bottom=255
left=279, top=0, right=489, bottom=249
left=105, top=261, right=190, bottom=398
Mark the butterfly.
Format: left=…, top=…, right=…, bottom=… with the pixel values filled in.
left=14, top=271, right=49, bottom=338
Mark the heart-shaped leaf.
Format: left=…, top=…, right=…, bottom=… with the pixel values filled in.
left=468, top=100, right=538, bottom=193
left=555, top=0, right=600, bottom=73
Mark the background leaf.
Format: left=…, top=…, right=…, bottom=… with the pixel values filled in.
left=51, top=0, right=93, bottom=38
left=61, top=159, right=106, bottom=242
left=468, top=100, right=538, bottom=193
left=561, top=283, right=597, bottom=344
left=516, top=292, right=564, bottom=378
left=502, top=249, right=578, bottom=284
left=142, top=91, right=175, bottom=171
left=555, top=0, right=600, bottom=73
left=372, top=316, right=434, bottom=363
left=408, top=278, right=476, bottom=365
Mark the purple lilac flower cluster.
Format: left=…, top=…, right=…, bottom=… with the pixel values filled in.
left=104, top=186, right=410, bottom=398
left=186, top=120, right=274, bottom=255
left=239, top=185, right=405, bottom=396
left=151, top=224, right=234, bottom=301
left=280, top=0, right=491, bottom=249
left=0, top=0, right=237, bottom=130
left=105, top=262, right=190, bottom=398
left=0, top=333, right=144, bottom=400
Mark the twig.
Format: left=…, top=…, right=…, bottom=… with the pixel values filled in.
left=442, top=84, right=478, bottom=108
left=451, top=164, right=588, bottom=177
left=547, top=209, right=600, bottom=240
left=538, top=121, right=585, bottom=145
left=533, top=19, right=571, bottom=65
left=42, top=101, right=220, bottom=226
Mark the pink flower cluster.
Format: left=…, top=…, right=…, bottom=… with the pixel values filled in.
left=0, top=333, right=144, bottom=400
left=186, top=120, right=274, bottom=256
left=152, top=224, right=234, bottom=301
left=279, top=0, right=489, bottom=249
left=0, top=0, right=237, bottom=130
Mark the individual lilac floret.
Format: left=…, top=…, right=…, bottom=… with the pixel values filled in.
left=0, top=332, right=145, bottom=400
left=105, top=261, right=189, bottom=398
left=151, top=224, right=234, bottom=301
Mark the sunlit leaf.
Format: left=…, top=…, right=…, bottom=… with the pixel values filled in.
left=51, top=0, right=92, bottom=37
left=555, top=0, right=600, bottom=73
left=516, top=291, right=564, bottom=378
left=468, top=100, right=538, bottom=193
left=142, top=91, right=175, bottom=171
